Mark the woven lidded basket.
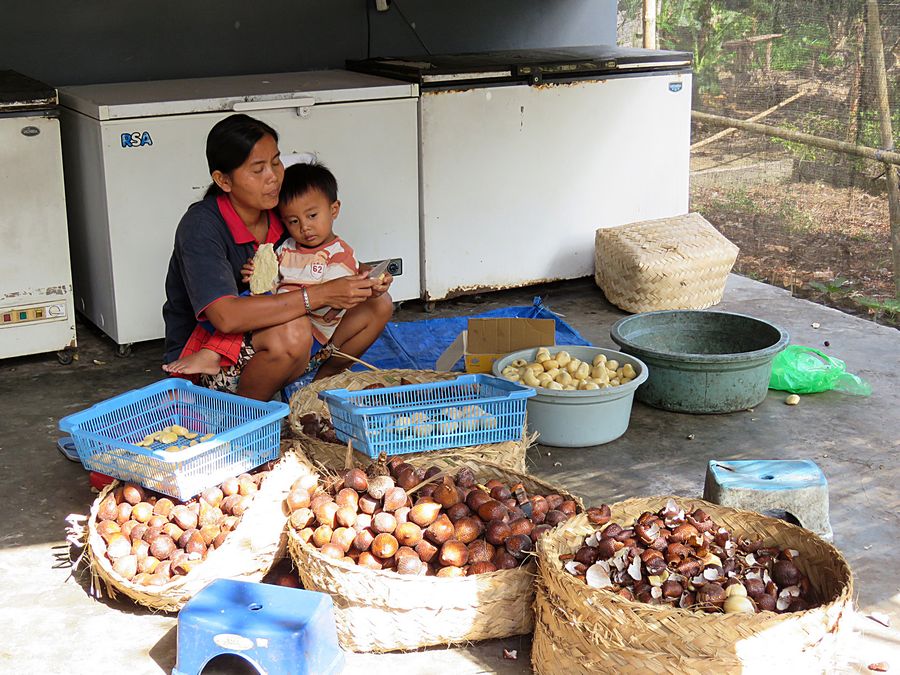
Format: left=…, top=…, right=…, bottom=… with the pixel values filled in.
left=78, top=446, right=315, bottom=612
left=594, top=213, right=739, bottom=313
left=287, top=458, right=583, bottom=653
left=289, top=368, right=528, bottom=473
left=533, top=496, right=853, bottom=675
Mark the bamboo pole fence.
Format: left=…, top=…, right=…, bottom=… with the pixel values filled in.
left=691, top=111, right=900, bottom=167
left=691, top=88, right=812, bottom=151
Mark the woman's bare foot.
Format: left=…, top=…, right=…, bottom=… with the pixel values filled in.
left=162, top=348, right=222, bottom=375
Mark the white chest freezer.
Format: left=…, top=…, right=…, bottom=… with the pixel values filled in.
left=0, top=71, right=77, bottom=361
left=349, top=47, right=693, bottom=302
left=59, top=70, right=420, bottom=347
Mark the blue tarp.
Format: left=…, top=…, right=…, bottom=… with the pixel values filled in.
left=358, top=297, right=591, bottom=371
left=282, top=297, right=591, bottom=400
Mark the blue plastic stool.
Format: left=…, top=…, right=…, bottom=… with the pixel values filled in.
left=173, top=579, right=344, bottom=675
left=703, top=459, right=832, bottom=541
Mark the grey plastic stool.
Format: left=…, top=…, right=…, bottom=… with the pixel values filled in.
left=703, top=459, right=832, bottom=541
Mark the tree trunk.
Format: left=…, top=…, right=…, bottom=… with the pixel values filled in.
left=865, top=0, right=900, bottom=297
left=643, top=0, right=657, bottom=49
left=847, top=20, right=865, bottom=144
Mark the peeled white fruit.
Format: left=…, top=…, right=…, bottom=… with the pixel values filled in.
left=434, top=421, right=458, bottom=435
left=723, top=595, right=756, bottom=614
left=725, top=583, right=747, bottom=598
left=393, top=416, right=412, bottom=434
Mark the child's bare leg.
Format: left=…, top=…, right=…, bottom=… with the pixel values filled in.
left=237, top=317, right=314, bottom=401
left=162, top=348, right=222, bottom=375
left=314, top=293, right=393, bottom=380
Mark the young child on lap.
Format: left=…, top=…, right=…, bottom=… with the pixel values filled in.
left=165, top=163, right=358, bottom=381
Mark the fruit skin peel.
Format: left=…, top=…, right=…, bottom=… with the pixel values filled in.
left=250, top=243, right=279, bottom=295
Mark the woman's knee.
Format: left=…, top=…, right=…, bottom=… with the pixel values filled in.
left=256, top=318, right=313, bottom=362
left=281, top=319, right=314, bottom=361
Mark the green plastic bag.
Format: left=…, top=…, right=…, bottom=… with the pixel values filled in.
left=769, top=345, right=871, bottom=396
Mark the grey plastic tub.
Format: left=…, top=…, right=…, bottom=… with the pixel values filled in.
left=492, top=345, right=648, bottom=448
left=610, top=310, right=789, bottom=414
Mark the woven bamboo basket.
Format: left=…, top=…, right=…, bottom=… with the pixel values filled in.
left=594, top=213, right=739, bottom=313
left=78, top=446, right=315, bottom=612
left=289, top=368, right=529, bottom=473
left=287, top=458, right=583, bottom=652
left=532, top=497, right=853, bottom=675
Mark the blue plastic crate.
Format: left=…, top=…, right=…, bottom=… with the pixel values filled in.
left=318, top=374, right=535, bottom=458
left=59, top=379, right=288, bottom=500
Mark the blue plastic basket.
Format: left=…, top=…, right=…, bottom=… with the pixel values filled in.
left=59, top=379, right=288, bottom=500
left=318, top=374, right=535, bottom=458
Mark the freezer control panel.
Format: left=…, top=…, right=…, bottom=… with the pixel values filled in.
left=0, top=302, right=67, bottom=327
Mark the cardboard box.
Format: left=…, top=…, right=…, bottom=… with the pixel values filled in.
left=436, top=318, right=556, bottom=373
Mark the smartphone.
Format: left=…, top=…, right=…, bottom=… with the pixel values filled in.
left=367, top=259, right=391, bottom=280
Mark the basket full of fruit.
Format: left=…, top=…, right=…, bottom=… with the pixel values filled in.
left=285, top=454, right=582, bottom=652
left=73, top=448, right=314, bottom=612
left=532, top=497, right=853, bottom=674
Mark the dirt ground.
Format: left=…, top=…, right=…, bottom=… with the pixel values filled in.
left=691, top=178, right=899, bottom=328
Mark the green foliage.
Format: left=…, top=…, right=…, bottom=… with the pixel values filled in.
left=656, top=0, right=755, bottom=94
left=808, top=281, right=900, bottom=322
left=808, top=276, right=852, bottom=295
left=855, top=296, right=900, bottom=320
left=768, top=22, right=842, bottom=71
left=644, top=0, right=869, bottom=94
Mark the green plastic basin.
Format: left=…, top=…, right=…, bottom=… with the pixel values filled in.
left=610, top=311, right=789, bottom=414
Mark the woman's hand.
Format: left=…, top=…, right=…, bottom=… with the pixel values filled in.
left=371, top=272, right=393, bottom=298
left=240, top=260, right=255, bottom=284
left=312, top=274, right=376, bottom=311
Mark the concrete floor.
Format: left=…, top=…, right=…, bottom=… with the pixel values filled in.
left=1, top=274, right=897, bottom=674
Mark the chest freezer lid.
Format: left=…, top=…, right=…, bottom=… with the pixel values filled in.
left=348, top=45, right=692, bottom=86
left=0, top=71, right=57, bottom=112
left=58, top=70, right=418, bottom=121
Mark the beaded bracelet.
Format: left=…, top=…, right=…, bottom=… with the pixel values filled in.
left=301, top=286, right=312, bottom=315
